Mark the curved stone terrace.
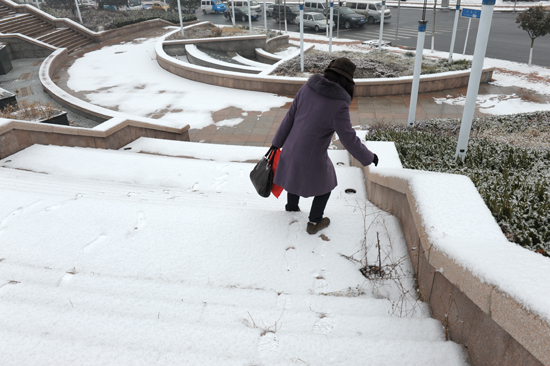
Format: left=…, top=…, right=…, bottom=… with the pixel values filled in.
left=44, top=23, right=550, bottom=147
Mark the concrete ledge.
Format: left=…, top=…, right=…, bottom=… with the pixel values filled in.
left=164, top=32, right=268, bottom=59
left=0, top=118, right=190, bottom=159
left=185, top=44, right=263, bottom=74
left=266, top=35, right=290, bottom=53
left=349, top=146, right=550, bottom=366
left=0, top=34, right=56, bottom=59
left=255, top=47, right=282, bottom=65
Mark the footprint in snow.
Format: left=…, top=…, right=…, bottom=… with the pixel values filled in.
left=81, top=235, right=107, bottom=254
left=135, top=211, right=147, bottom=230
left=212, top=173, right=229, bottom=193
left=313, top=317, right=334, bottom=335
left=0, top=207, right=23, bottom=230
left=284, top=246, right=298, bottom=272
left=277, top=292, right=293, bottom=309
left=257, top=332, right=279, bottom=357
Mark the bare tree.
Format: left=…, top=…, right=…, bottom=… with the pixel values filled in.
left=515, top=5, right=550, bottom=66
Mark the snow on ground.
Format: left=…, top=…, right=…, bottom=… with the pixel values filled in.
left=66, top=36, right=292, bottom=130
left=0, top=142, right=468, bottom=365
left=434, top=93, right=550, bottom=114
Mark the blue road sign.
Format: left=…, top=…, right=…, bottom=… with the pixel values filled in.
left=461, top=8, right=482, bottom=19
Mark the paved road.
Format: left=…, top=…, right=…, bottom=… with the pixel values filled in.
left=196, top=7, right=550, bottom=67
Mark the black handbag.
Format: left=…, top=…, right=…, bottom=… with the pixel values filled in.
left=250, top=146, right=277, bottom=198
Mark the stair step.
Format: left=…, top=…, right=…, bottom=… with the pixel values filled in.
left=5, top=18, right=50, bottom=34
left=37, top=28, right=68, bottom=42
left=0, top=14, right=31, bottom=28
left=45, top=29, right=76, bottom=44
left=67, top=38, right=92, bottom=52
left=25, top=24, right=56, bottom=38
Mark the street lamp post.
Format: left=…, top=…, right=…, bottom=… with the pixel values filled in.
left=455, top=0, right=496, bottom=159
left=378, top=0, right=385, bottom=50
left=448, top=0, right=461, bottom=62
left=408, top=0, right=429, bottom=127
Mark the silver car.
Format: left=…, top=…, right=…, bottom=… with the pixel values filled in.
left=298, top=12, right=334, bottom=32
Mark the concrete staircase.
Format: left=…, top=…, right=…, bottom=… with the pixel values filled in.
left=0, top=143, right=469, bottom=365
left=0, top=4, right=92, bottom=52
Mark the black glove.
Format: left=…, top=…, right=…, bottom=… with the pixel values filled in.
left=372, top=154, right=379, bottom=167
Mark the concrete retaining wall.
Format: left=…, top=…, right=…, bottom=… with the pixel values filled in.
left=159, top=54, right=495, bottom=97
left=266, top=35, right=289, bottom=53
left=0, top=34, right=55, bottom=59
left=158, top=34, right=494, bottom=97
left=164, top=34, right=268, bottom=59
left=349, top=154, right=550, bottom=366
left=0, top=118, right=190, bottom=159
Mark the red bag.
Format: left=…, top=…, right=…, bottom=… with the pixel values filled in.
left=271, top=148, right=283, bottom=198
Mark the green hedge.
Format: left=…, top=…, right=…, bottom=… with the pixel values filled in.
left=365, top=113, right=550, bottom=257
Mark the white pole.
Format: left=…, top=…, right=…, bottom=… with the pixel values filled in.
left=394, top=0, right=402, bottom=45
left=284, top=0, right=287, bottom=32
left=448, top=4, right=460, bottom=62
left=455, top=0, right=495, bottom=159
left=329, top=2, right=333, bottom=55
left=378, top=0, right=385, bottom=50
left=232, top=0, right=236, bottom=26
left=177, top=0, right=184, bottom=37
left=528, top=45, right=533, bottom=66
left=74, top=0, right=83, bottom=23
left=248, top=0, right=252, bottom=35
left=408, top=20, right=428, bottom=127
left=326, top=0, right=329, bottom=37
left=431, top=0, right=437, bottom=53
left=300, top=4, right=304, bottom=72
left=463, top=17, right=471, bottom=55
left=336, top=5, right=340, bottom=38
left=264, top=0, right=267, bottom=32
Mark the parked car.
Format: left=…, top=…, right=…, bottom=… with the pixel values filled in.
left=264, top=3, right=276, bottom=16
left=345, top=0, right=391, bottom=24
left=224, top=6, right=259, bottom=21
left=323, top=6, right=366, bottom=29
left=228, top=0, right=261, bottom=13
left=79, top=0, right=96, bottom=9
left=271, top=4, right=300, bottom=23
left=297, top=12, right=334, bottom=32
left=151, top=2, right=170, bottom=11
left=304, top=0, right=332, bottom=13
left=201, top=0, right=226, bottom=14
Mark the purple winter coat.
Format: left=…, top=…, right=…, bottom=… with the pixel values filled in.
left=272, top=74, right=375, bottom=198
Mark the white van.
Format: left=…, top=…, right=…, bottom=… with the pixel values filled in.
left=345, top=0, right=391, bottom=23
left=304, top=0, right=335, bottom=13
left=201, top=0, right=227, bottom=14
left=228, top=0, right=261, bottom=12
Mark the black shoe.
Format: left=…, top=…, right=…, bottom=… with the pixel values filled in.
left=306, top=217, right=330, bottom=235
left=285, top=206, right=301, bottom=212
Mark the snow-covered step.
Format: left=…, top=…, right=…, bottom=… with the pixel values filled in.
left=122, top=137, right=352, bottom=165
left=0, top=143, right=468, bottom=365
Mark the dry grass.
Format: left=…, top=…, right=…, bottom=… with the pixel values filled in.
left=0, top=100, right=64, bottom=122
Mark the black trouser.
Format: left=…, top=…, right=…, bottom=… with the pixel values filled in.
left=286, top=191, right=331, bottom=223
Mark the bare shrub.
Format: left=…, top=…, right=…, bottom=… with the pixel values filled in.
left=0, top=100, right=64, bottom=122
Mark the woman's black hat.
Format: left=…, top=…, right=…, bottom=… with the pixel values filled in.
left=325, top=57, right=356, bottom=82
